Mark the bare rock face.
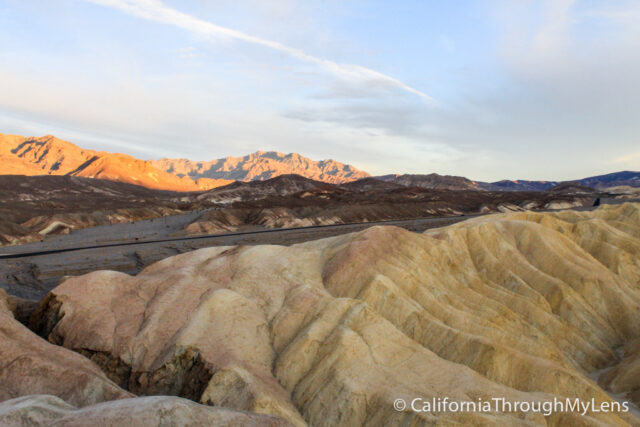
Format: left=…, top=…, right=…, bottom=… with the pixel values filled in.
left=0, top=395, right=292, bottom=427
left=0, top=289, right=132, bottom=407
left=32, top=204, right=640, bottom=426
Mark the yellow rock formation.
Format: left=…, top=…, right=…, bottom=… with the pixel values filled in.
left=33, top=203, right=640, bottom=426
left=0, top=289, right=131, bottom=406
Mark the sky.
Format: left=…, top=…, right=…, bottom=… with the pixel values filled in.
left=1, top=0, right=639, bottom=181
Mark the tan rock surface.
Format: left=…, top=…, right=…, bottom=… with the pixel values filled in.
left=33, top=204, right=640, bottom=426
left=0, top=289, right=132, bottom=406
left=0, top=395, right=292, bottom=427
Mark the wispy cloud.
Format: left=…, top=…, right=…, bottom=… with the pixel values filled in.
left=85, top=0, right=434, bottom=102
left=614, top=151, right=640, bottom=164
left=177, top=46, right=197, bottom=59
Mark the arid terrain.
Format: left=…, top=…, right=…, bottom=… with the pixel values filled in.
left=3, top=0, right=640, bottom=424
left=0, top=133, right=369, bottom=191
left=3, top=133, right=639, bottom=194
left=0, top=172, right=622, bottom=302
left=1, top=203, right=639, bottom=426
left=151, top=150, right=370, bottom=184
left=2, top=132, right=640, bottom=426
left=0, top=173, right=607, bottom=247
left=0, top=175, right=195, bottom=246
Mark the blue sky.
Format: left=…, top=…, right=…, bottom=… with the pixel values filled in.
left=1, top=0, right=639, bottom=181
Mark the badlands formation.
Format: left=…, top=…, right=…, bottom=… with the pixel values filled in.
left=10, top=203, right=638, bottom=426
left=0, top=173, right=595, bottom=247
left=0, top=289, right=290, bottom=426
left=0, top=175, right=191, bottom=245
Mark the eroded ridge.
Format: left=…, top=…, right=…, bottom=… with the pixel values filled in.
left=32, top=203, right=640, bottom=426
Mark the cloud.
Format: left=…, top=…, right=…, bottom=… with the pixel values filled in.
left=531, top=0, right=576, bottom=56
left=614, top=151, right=640, bottom=166
left=285, top=103, right=434, bottom=139
left=85, top=0, right=434, bottom=102
left=177, top=46, right=197, bottom=59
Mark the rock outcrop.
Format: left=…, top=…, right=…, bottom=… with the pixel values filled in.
left=32, top=203, right=640, bottom=425
left=0, top=288, right=293, bottom=426
left=0, top=395, right=291, bottom=427
left=0, top=289, right=131, bottom=407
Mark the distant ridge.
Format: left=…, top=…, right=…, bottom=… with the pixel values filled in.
left=1, top=132, right=637, bottom=192
left=0, top=133, right=368, bottom=190
left=478, top=171, right=640, bottom=191
left=370, top=171, right=640, bottom=192
left=375, top=173, right=483, bottom=191
left=572, top=171, right=640, bottom=189
left=0, top=133, right=231, bottom=191
left=150, top=150, right=370, bottom=184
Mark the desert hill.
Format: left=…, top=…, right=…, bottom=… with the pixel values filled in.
left=195, top=174, right=343, bottom=204
left=21, top=203, right=640, bottom=426
left=150, top=151, right=369, bottom=184
left=480, top=171, right=640, bottom=192
left=0, top=289, right=291, bottom=426
left=574, top=171, right=640, bottom=189
left=481, top=179, right=558, bottom=191
left=375, top=173, right=484, bottom=191
left=0, top=175, right=194, bottom=245
left=0, top=173, right=598, bottom=247
left=0, top=133, right=367, bottom=190
left=2, top=132, right=638, bottom=192
left=181, top=179, right=595, bottom=235
left=0, top=133, right=231, bottom=191
left=372, top=172, right=640, bottom=192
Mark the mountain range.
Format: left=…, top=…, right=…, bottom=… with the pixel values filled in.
left=150, top=151, right=369, bottom=184
left=1, top=132, right=638, bottom=192
left=0, top=133, right=368, bottom=191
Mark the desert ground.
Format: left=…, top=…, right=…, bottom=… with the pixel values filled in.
left=3, top=173, right=620, bottom=301
left=1, top=202, right=639, bottom=426
left=0, top=213, right=475, bottom=300
left=1, top=141, right=640, bottom=425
